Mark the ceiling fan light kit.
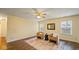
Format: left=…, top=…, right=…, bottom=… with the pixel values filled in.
left=37, top=16, right=41, bottom=19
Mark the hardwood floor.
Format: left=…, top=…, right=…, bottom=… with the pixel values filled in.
left=7, top=39, right=36, bottom=50
left=59, top=40, right=79, bottom=50
left=7, top=37, right=79, bottom=50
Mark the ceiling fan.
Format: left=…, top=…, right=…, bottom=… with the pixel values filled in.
left=32, top=8, right=47, bottom=19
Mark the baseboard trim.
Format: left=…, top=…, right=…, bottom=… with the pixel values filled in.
left=22, top=36, right=36, bottom=40
left=60, top=39, right=79, bottom=44
left=7, top=36, right=36, bottom=43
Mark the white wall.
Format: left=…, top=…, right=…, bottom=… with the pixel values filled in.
left=40, top=15, right=79, bottom=43
left=7, top=15, right=38, bottom=42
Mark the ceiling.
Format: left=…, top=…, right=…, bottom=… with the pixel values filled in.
left=0, top=8, right=79, bottom=21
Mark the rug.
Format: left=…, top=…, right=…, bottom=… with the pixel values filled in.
left=25, top=38, right=58, bottom=50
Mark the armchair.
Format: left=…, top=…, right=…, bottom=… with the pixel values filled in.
left=48, top=34, right=58, bottom=44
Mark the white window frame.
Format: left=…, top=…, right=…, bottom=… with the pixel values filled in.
left=61, top=20, right=72, bottom=35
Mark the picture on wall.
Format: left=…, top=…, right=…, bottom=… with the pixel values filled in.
left=47, top=23, right=55, bottom=30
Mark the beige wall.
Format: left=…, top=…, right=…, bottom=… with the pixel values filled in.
left=2, top=14, right=79, bottom=43
left=7, top=16, right=38, bottom=42
left=40, top=15, right=79, bottom=43
left=0, top=18, right=7, bottom=37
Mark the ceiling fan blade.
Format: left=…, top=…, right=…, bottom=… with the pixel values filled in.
left=43, top=13, right=46, bottom=15
left=41, top=15, right=46, bottom=18
left=32, top=8, right=47, bottom=18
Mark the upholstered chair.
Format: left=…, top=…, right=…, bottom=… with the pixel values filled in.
left=37, top=32, right=44, bottom=39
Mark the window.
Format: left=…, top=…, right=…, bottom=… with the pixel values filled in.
left=39, top=23, right=44, bottom=32
left=61, top=20, right=72, bottom=35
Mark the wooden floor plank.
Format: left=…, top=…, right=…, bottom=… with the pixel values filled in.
left=7, top=38, right=79, bottom=50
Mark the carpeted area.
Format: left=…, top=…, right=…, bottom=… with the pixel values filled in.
left=25, top=38, right=58, bottom=50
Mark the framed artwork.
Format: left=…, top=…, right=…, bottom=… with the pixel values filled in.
left=47, top=23, right=55, bottom=30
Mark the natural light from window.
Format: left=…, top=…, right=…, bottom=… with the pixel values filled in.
left=61, top=20, right=72, bottom=35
